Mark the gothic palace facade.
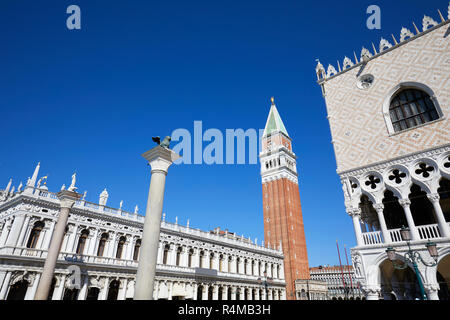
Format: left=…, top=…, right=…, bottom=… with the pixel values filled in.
left=0, top=164, right=286, bottom=300
left=315, top=5, right=450, bottom=300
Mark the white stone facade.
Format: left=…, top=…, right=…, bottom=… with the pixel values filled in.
left=316, top=6, right=450, bottom=300
left=309, top=266, right=364, bottom=300
left=0, top=170, right=286, bottom=300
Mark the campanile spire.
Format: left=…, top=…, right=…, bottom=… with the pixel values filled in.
left=260, top=99, right=310, bottom=300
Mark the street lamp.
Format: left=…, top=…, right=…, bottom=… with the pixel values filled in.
left=385, top=226, right=438, bottom=300
left=257, top=271, right=272, bottom=300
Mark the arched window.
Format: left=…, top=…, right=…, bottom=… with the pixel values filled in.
left=199, top=251, right=205, bottom=268
left=133, top=239, right=141, bottom=261
left=26, top=221, right=45, bottom=249
left=388, top=87, right=440, bottom=133
left=163, top=245, right=170, bottom=265
left=97, top=233, right=108, bottom=257
left=116, top=236, right=126, bottom=259
left=188, top=249, right=194, bottom=267
left=107, top=280, right=120, bottom=300
left=76, top=229, right=89, bottom=255
left=219, top=254, right=224, bottom=272
left=209, top=252, right=214, bottom=269
left=176, top=247, right=182, bottom=266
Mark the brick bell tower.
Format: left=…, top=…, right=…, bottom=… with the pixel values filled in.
left=260, top=97, right=310, bottom=300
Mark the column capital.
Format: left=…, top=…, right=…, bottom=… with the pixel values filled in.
left=398, top=198, right=411, bottom=208
left=426, top=193, right=440, bottom=203
left=373, top=203, right=384, bottom=212
left=57, top=190, right=82, bottom=208
left=346, top=207, right=361, bottom=217
left=142, top=146, right=181, bottom=174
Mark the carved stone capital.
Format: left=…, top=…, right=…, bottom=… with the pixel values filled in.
left=347, top=207, right=362, bottom=217
left=398, top=198, right=411, bottom=208
left=373, top=203, right=384, bottom=212
left=426, top=193, right=440, bottom=203
left=57, top=190, right=82, bottom=208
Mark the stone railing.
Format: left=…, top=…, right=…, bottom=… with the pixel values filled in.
left=33, top=188, right=145, bottom=223
left=389, top=228, right=403, bottom=243
left=417, top=223, right=441, bottom=240
left=363, top=223, right=444, bottom=246
left=161, top=221, right=282, bottom=256
left=0, top=245, right=139, bottom=268
left=362, top=231, right=383, bottom=245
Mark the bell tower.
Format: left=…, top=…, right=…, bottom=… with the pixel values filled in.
left=260, top=97, right=310, bottom=300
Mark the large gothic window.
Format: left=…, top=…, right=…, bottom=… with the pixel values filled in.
left=389, top=88, right=439, bottom=133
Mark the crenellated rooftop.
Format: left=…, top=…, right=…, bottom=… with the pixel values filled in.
left=315, top=3, right=450, bottom=83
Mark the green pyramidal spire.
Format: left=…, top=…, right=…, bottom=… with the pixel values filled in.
left=263, top=97, right=289, bottom=138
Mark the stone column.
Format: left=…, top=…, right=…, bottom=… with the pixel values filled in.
left=5, top=213, right=27, bottom=247
left=202, top=284, right=208, bottom=300
left=212, top=253, right=219, bottom=270
left=0, top=218, right=12, bottom=246
left=373, top=204, right=390, bottom=243
left=25, top=273, right=41, bottom=300
left=222, top=254, right=229, bottom=273
left=230, top=287, right=236, bottom=300
left=398, top=199, right=420, bottom=240
left=157, top=242, right=164, bottom=264
left=99, top=277, right=110, bottom=300
left=212, top=285, right=218, bottom=300
left=134, top=146, right=179, bottom=300
left=52, top=275, right=66, bottom=300
left=0, top=271, right=12, bottom=300
left=16, top=215, right=31, bottom=247
left=363, top=286, right=380, bottom=300
left=34, top=190, right=81, bottom=300
left=65, top=224, right=78, bottom=253
left=230, top=256, right=237, bottom=273
left=168, top=244, right=176, bottom=265
left=193, top=283, right=198, bottom=300
left=427, top=193, right=450, bottom=238
left=181, top=246, right=188, bottom=267
left=222, top=286, right=228, bottom=300
left=266, top=263, right=272, bottom=278
left=118, top=278, right=128, bottom=300
left=348, top=208, right=364, bottom=246
left=42, top=220, right=56, bottom=250
left=77, top=275, right=89, bottom=300
left=424, top=284, right=440, bottom=300
left=87, top=228, right=99, bottom=256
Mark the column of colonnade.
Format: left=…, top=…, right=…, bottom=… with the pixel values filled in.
left=347, top=169, right=450, bottom=245
left=0, top=269, right=285, bottom=300
left=156, top=241, right=284, bottom=280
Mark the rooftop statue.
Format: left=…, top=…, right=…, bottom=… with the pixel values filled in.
left=68, top=173, right=77, bottom=192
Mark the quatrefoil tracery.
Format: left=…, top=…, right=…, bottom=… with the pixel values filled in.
left=388, top=169, right=407, bottom=184
left=444, top=156, right=450, bottom=169
left=365, top=175, right=381, bottom=190
left=415, top=162, right=434, bottom=178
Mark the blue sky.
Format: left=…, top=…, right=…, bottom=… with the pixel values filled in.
left=0, top=0, right=447, bottom=267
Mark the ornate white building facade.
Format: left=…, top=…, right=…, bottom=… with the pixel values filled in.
left=309, top=265, right=364, bottom=300
left=315, top=5, right=450, bottom=300
left=0, top=164, right=286, bottom=300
